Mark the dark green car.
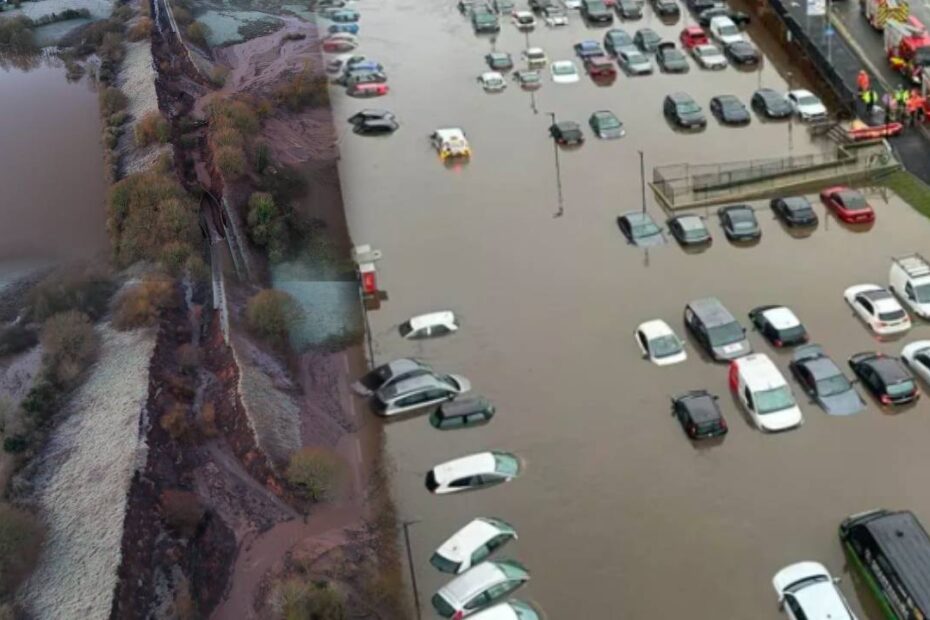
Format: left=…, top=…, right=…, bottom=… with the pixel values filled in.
left=589, top=110, right=625, bottom=139
left=430, top=397, right=496, bottom=430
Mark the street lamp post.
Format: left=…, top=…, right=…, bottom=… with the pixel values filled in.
left=548, top=112, right=565, bottom=218
left=402, top=519, right=423, bottom=620
left=639, top=150, right=647, bottom=214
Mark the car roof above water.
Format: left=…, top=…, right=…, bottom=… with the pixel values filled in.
left=688, top=297, right=736, bottom=326
left=436, top=517, right=516, bottom=563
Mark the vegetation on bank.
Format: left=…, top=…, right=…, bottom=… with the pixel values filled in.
left=285, top=448, right=346, bottom=502
left=0, top=503, right=44, bottom=599
left=246, top=289, right=303, bottom=344
left=0, top=15, right=36, bottom=54
left=878, top=170, right=930, bottom=217
left=271, top=579, right=346, bottom=620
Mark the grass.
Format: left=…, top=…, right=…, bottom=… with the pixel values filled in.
left=877, top=170, right=930, bottom=217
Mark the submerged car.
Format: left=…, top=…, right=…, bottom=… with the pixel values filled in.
left=352, top=358, right=431, bottom=396
left=849, top=352, right=919, bottom=406
left=752, top=88, right=794, bottom=119
left=664, top=92, right=706, bottom=129
left=468, top=600, right=542, bottom=620
left=771, top=196, right=818, bottom=227
left=729, top=353, right=804, bottom=432
left=347, top=82, right=389, bottom=97
left=348, top=108, right=395, bottom=125
left=425, top=451, right=521, bottom=494
left=511, top=9, right=537, bottom=29
left=633, top=27, right=662, bottom=53
left=513, top=69, right=542, bottom=89
left=328, top=23, right=359, bottom=34
left=691, top=43, right=728, bottom=69
left=617, top=211, right=665, bottom=246
left=614, top=0, right=643, bottom=18
left=327, top=8, right=360, bottom=22
left=543, top=4, right=569, bottom=25
left=679, top=25, right=709, bottom=50
left=431, top=128, right=472, bottom=160
left=589, top=110, right=624, bottom=138
left=843, top=284, right=911, bottom=336
left=820, top=186, right=875, bottom=224
left=478, top=71, right=507, bottom=91
left=584, top=55, right=618, bottom=79
left=635, top=319, right=686, bottom=365
left=550, top=59, right=580, bottom=83
left=574, top=39, right=605, bottom=58
left=549, top=120, right=584, bottom=145
left=485, top=51, right=514, bottom=70
left=430, top=397, right=496, bottom=430
left=604, top=28, right=633, bottom=54
left=375, top=373, right=471, bottom=416
left=617, top=46, right=653, bottom=74
left=748, top=305, right=808, bottom=347
left=581, top=0, right=614, bottom=23
left=718, top=205, right=761, bottom=241
left=671, top=390, right=728, bottom=439
left=523, top=47, right=548, bottom=68
left=725, top=40, right=760, bottom=65
left=431, top=559, right=530, bottom=618
left=698, top=6, right=750, bottom=27
left=684, top=297, right=752, bottom=362
left=773, top=562, right=857, bottom=620
left=399, top=311, right=458, bottom=339
left=710, top=94, right=751, bottom=125
left=352, top=116, right=399, bottom=135
left=668, top=214, right=711, bottom=246
left=650, top=0, right=680, bottom=17
left=656, top=42, right=689, bottom=72
left=902, top=340, right=930, bottom=386
left=430, top=517, right=517, bottom=574
left=322, top=36, right=358, bottom=52
left=789, top=345, right=865, bottom=415
left=788, top=89, right=828, bottom=122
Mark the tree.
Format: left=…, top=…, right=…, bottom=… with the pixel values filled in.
left=113, top=276, right=175, bottom=330
left=274, top=579, right=346, bottom=620
left=246, top=290, right=303, bottom=343
left=285, top=448, right=346, bottom=502
left=0, top=503, right=44, bottom=598
left=40, top=311, right=99, bottom=389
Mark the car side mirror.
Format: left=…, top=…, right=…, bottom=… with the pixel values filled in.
left=777, top=596, right=785, bottom=610
left=833, top=576, right=841, bottom=584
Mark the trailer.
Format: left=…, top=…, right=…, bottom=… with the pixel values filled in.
left=885, top=17, right=930, bottom=83
left=863, top=0, right=909, bottom=30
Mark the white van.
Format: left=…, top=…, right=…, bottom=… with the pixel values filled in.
left=889, top=253, right=930, bottom=319
left=728, top=353, right=803, bottom=432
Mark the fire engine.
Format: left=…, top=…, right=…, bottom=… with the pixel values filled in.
left=863, top=0, right=909, bottom=30
left=885, top=17, right=930, bottom=83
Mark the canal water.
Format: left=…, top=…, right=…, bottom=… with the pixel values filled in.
left=0, top=58, right=107, bottom=265
left=333, top=1, right=926, bottom=618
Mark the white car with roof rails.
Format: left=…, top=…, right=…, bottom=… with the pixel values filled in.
left=399, top=311, right=458, bottom=339
left=901, top=340, right=930, bottom=386
left=431, top=559, right=531, bottom=618
left=468, top=600, right=541, bottom=620
left=634, top=319, right=687, bottom=366
left=890, top=253, right=930, bottom=319
left=430, top=517, right=518, bottom=574
left=351, top=357, right=431, bottom=396
left=709, top=16, right=744, bottom=45
left=773, top=561, right=857, bottom=620
left=426, top=451, right=521, bottom=495
left=844, top=284, right=911, bottom=336
left=374, top=372, right=470, bottom=416
left=729, top=353, right=804, bottom=432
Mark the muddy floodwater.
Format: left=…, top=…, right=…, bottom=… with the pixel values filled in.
left=0, top=61, right=107, bottom=264
left=334, top=2, right=930, bottom=617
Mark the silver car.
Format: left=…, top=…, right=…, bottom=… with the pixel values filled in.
left=374, top=373, right=471, bottom=416
left=351, top=358, right=431, bottom=396
left=616, top=45, right=652, bottom=75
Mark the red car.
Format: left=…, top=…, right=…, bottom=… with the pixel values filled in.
left=584, top=55, right=617, bottom=79
left=679, top=26, right=709, bottom=50
left=348, top=83, right=389, bottom=98
left=820, top=186, right=875, bottom=223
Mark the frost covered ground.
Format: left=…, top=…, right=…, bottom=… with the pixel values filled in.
left=117, top=39, right=170, bottom=175
left=4, top=0, right=112, bottom=20
left=20, top=326, right=156, bottom=620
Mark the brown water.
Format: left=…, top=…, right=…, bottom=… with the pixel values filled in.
left=0, top=60, right=107, bottom=264
left=333, top=2, right=928, bottom=617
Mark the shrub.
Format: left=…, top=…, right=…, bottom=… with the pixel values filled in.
left=254, top=142, right=271, bottom=174
left=135, top=110, right=170, bottom=146
left=172, top=6, right=193, bottom=26
left=113, top=276, right=175, bottom=330
left=274, top=579, right=346, bottom=620
left=109, top=110, right=130, bottom=127
left=28, top=265, right=115, bottom=322
left=285, top=448, right=345, bottom=501
left=19, top=378, right=58, bottom=421
left=246, top=290, right=302, bottom=343
left=127, top=16, right=152, bottom=42
left=99, top=87, right=128, bottom=117
left=197, top=401, right=218, bottom=438
left=98, top=31, right=125, bottom=64
left=160, top=402, right=192, bottom=442
left=215, top=145, right=246, bottom=178
left=112, top=4, right=135, bottom=22
left=40, top=311, right=99, bottom=389
left=210, top=99, right=260, bottom=137
left=2, top=436, right=27, bottom=454
left=246, top=192, right=288, bottom=252
left=0, top=324, right=37, bottom=357
left=274, top=67, right=329, bottom=112
left=0, top=503, right=44, bottom=598
left=186, top=21, right=208, bottom=48
left=160, top=489, right=204, bottom=538
left=0, top=16, right=37, bottom=55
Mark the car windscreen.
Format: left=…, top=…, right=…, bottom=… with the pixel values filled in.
left=553, top=63, right=575, bottom=74
left=398, top=321, right=414, bottom=337
left=432, top=594, right=457, bottom=617
left=494, top=453, right=520, bottom=475
left=914, top=283, right=930, bottom=303
left=587, top=0, right=607, bottom=9
left=707, top=321, right=744, bottom=346
left=887, top=380, right=915, bottom=398
left=839, top=192, right=868, bottom=211
left=816, top=374, right=851, bottom=397
left=755, top=386, right=796, bottom=414
left=878, top=309, right=906, bottom=322
left=787, top=204, right=814, bottom=216
left=597, top=115, right=620, bottom=128
left=798, top=95, right=820, bottom=106
left=730, top=212, right=756, bottom=229
left=676, top=100, right=700, bottom=114
left=779, top=325, right=806, bottom=342
left=632, top=221, right=661, bottom=237
left=430, top=553, right=462, bottom=574
left=650, top=335, right=682, bottom=358
left=718, top=24, right=738, bottom=35
left=785, top=574, right=828, bottom=594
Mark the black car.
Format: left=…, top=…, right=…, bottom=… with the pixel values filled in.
left=528, top=0, right=557, bottom=12
left=657, top=42, right=689, bottom=73
left=604, top=28, right=633, bottom=55
left=697, top=6, right=750, bottom=27
left=615, top=0, right=643, bottom=19
left=686, top=0, right=718, bottom=14
left=429, top=397, right=496, bottom=430
left=751, top=88, right=793, bottom=119
left=664, top=92, right=706, bottom=129
left=748, top=305, right=808, bottom=347
left=353, top=117, right=399, bottom=135
left=348, top=109, right=395, bottom=125
left=725, top=40, right=760, bottom=65
left=485, top=51, right=514, bottom=71
left=849, top=352, right=920, bottom=406
left=650, top=0, right=680, bottom=16
left=492, top=0, right=515, bottom=12
left=549, top=121, right=584, bottom=145
left=789, top=345, right=865, bottom=415
left=672, top=391, right=728, bottom=439
left=771, top=196, right=818, bottom=227
left=668, top=214, right=711, bottom=245
left=718, top=205, right=761, bottom=240
left=710, top=95, right=750, bottom=126
left=581, top=0, right=614, bottom=23
left=634, top=28, right=662, bottom=53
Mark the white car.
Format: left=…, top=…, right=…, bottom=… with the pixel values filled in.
left=468, top=600, right=542, bottom=620
left=425, top=451, right=521, bottom=495
left=399, top=311, right=459, bottom=339
left=729, top=353, right=804, bottom=432
left=709, top=16, right=744, bottom=45
left=550, top=59, right=579, bottom=83
left=523, top=47, right=548, bottom=68
left=431, top=127, right=472, bottom=160
left=788, top=89, right=828, bottom=122
left=843, top=284, right=911, bottom=336
left=901, top=340, right=930, bottom=385
left=512, top=9, right=537, bottom=29
left=563, top=0, right=582, bottom=8
left=773, top=562, right=857, bottom=620
left=692, top=43, right=728, bottom=70
left=634, top=320, right=686, bottom=366
left=431, top=560, right=531, bottom=618
left=889, top=253, right=930, bottom=319
left=543, top=5, right=569, bottom=25
left=430, top=517, right=518, bottom=574
left=478, top=71, right=507, bottom=92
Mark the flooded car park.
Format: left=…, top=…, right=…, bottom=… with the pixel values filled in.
left=333, top=0, right=930, bottom=617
